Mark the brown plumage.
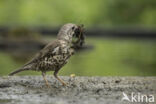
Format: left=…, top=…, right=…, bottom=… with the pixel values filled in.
left=9, top=23, right=85, bottom=87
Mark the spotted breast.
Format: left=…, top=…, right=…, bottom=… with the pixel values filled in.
left=36, top=41, right=74, bottom=72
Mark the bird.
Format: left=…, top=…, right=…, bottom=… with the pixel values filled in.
left=9, top=23, right=85, bottom=87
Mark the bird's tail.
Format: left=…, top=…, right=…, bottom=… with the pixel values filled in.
left=9, top=66, right=30, bottom=76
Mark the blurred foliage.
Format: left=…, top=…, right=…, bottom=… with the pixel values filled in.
left=0, top=0, right=156, bottom=76
left=7, top=27, right=41, bottom=40
left=98, top=0, right=156, bottom=26
left=0, top=0, right=156, bottom=27
left=0, top=37, right=156, bottom=76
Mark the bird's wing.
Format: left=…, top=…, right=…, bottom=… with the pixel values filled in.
left=23, top=40, right=61, bottom=67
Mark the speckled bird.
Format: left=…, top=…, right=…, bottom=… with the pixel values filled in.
left=9, top=23, right=85, bottom=87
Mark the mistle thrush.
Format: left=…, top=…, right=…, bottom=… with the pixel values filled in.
left=9, top=23, right=85, bottom=87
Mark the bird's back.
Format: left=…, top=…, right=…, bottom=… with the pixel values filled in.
left=23, top=39, right=73, bottom=72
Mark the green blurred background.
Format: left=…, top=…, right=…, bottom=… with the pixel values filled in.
left=1, top=0, right=156, bottom=26
left=0, top=0, right=156, bottom=76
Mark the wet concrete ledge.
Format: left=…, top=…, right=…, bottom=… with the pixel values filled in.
left=0, top=76, right=156, bottom=104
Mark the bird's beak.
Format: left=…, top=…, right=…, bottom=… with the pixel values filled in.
left=72, top=24, right=85, bottom=47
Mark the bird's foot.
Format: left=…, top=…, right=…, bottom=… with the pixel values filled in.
left=62, top=82, right=68, bottom=86
left=46, top=83, right=51, bottom=88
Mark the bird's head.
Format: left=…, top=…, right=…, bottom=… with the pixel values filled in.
left=57, top=23, right=85, bottom=46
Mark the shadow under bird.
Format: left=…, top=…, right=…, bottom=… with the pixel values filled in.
left=9, top=23, right=85, bottom=87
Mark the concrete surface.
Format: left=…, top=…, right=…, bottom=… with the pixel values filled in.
left=0, top=76, right=155, bottom=104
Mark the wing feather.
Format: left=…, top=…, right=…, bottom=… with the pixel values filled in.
left=23, top=40, right=61, bottom=66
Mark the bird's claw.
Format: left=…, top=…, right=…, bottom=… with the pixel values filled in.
left=62, top=82, right=68, bottom=86
left=46, top=83, right=51, bottom=88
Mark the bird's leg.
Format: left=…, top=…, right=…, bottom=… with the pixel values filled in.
left=42, top=72, right=50, bottom=88
left=54, top=70, right=67, bottom=86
